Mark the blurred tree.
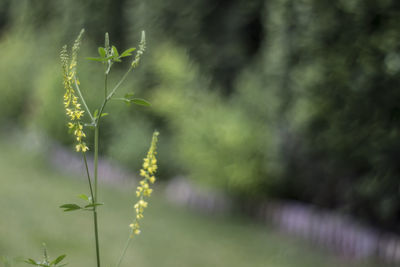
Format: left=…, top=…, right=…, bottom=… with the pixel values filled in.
left=2, top=0, right=400, bottom=231
left=259, top=0, right=400, bottom=231
left=125, top=0, right=265, bottom=95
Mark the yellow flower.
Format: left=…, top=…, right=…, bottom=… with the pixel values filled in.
left=61, top=29, right=88, bottom=153
left=129, top=131, right=159, bottom=237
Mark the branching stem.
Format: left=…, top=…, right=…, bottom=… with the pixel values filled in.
left=78, top=41, right=138, bottom=267
left=116, top=229, right=133, bottom=267
left=107, top=66, right=133, bottom=101
left=74, top=77, right=94, bottom=122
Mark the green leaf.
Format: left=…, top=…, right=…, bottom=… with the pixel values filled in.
left=124, top=93, right=135, bottom=98
left=93, top=109, right=99, bottom=119
left=50, top=255, right=66, bottom=266
left=120, top=47, right=136, bottom=58
left=59, top=204, right=82, bottom=212
left=78, top=194, right=89, bottom=202
left=98, top=47, right=106, bottom=58
left=84, top=203, right=104, bottom=208
left=112, top=45, right=119, bottom=57
left=131, top=98, right=151, bottom=107
left=24, top=259, right=38, bottom=265
left=100, top=113, right=109, bottom=118
left=87, top=55, right=115, bottom=62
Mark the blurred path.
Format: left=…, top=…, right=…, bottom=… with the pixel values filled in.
left=27, top=132, right=400, bottom=265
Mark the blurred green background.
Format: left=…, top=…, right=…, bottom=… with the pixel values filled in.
left=1, top=0, right=400, bottom=266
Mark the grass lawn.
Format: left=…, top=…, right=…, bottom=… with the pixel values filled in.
left=0, top=136, right=379, bottom=267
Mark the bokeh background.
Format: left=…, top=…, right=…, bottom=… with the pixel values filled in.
left=1, top=0, right=400, bottom=266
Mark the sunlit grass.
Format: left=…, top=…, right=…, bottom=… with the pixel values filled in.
left=0, top=137, right=379, bottom=267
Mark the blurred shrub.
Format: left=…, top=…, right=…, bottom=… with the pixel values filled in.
left=3, top=0, right=400, bottom=231
left=107, top=117, right=154, bottom=172
left=140, top=44, right=280, bottom=195
left=28, top=61, right=69, bottom=144
left=0, top=33, right=36, bottom=126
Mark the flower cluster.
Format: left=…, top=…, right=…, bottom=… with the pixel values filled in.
left=60, top=29, right=88, bottom=152
left=129, top=131, right=159, bottom=237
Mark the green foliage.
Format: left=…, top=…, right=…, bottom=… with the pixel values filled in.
left=141, top=44, right=279, bottom=195
left=107, top=118, right=154, bottom=172
left=0, top=33, right=37, bottom=125
left=3, top=0, right=400, bottom=232
left=253, top=0, right=400, bottom=231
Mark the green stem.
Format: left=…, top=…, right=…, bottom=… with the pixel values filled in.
left=92, top=125, right=101, bottom=267
left=106, top=66, right=133, bottom=100
left=104, top=72, right=108, bottom=99
left=74, top=77, right=94, bottom=122
left=83, top=151, right=101, bottom=267
left=90, top=55, right=132, bottom=267
left=93, top=209, right=101, bottom=267
left=94, top=126, right=99, bottom=201
left=82, top=153, right=95, bottom=202
left=116, top=230, right=133, bottom=267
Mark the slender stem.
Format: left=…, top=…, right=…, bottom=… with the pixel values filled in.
left=96, top=71, right=109, bottom=127
left=104, top=73, right=108, bottom=99
left=83, top=151, right=101, bottom=267
left=110, top=98, right=128, bottom=101
left=90, top=55, right=132, bottom=267
left=93, top=210, right=101, bottom=267
left=74, top=77, right=94, bottom=122
left=94, top=126, right=99, bottom=202
left=82, top=153, right=95, bottom=201
left=89, top=62, right=110, bottom=267
left=116, top=230, right=133, bottom=267
left=107, top=66, right=133, bottom=100
left=92, top=125, right=101, bottom=267
left=96, top=100, right=107, bottom=126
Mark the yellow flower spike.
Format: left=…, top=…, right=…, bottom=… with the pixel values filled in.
left=143, top=161, right=149, bottom=169
left=60, top=31, right=88, bottom=154
left=129, top=131, right=159, bottom=237
left=143, top=188, right=152, bottom=197
left=139, top=200, right=148, bottom=208
left=82, top=145, right=89, bottom=152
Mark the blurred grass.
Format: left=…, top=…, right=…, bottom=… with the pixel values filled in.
left=0, top=137, right=379, bottom=267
